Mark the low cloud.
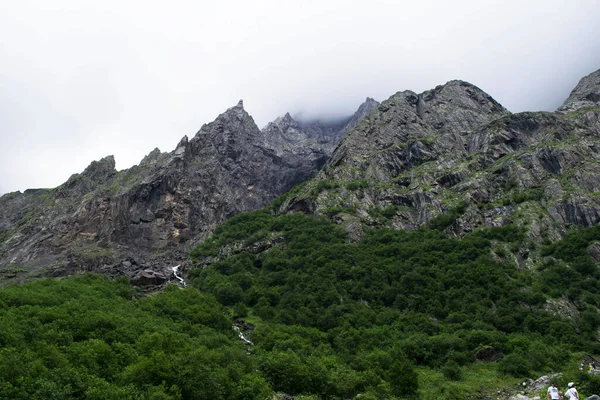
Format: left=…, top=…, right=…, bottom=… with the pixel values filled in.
left=1, top=0, right=599, bottom=194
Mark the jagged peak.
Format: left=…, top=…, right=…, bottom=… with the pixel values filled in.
left=427, top=79, right=487, bottom=96
left=79, top=155, right=116, bottom=184
left=174, top=135, right=189, bottom=156
left=272, top=112, right=297, bottom=127
left=224, top=99, right=244, bottom=112
left=191, top=98, right=261, bottom=146
left=177, top=135, right=189, bottom=147
left=442, top=79, right=472, bottom=86
left=140, top=148, right=163, bottom=166
left=219, top=99, right=251, bottom=122
left=342, top=97, right=380, bottom=131
left=357, top=97, right=379, bottom=111
left=558, top=69, right=600, bottom=112
left=383, top=79, right=507, bottom=116
left=83, top=155, right=116, bottom=174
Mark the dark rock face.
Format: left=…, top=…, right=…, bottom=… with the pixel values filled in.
left=558, top=69, right=600, bottom=112
left=282, top=70, right=600, bottom=246
left=3, top=68, right=600, bottom=279
left=0, top=98, right=377, bottom=278
left=474, top=347, right=502, bottom=363
left=261, top=97, right=379, bottom=159
left=130, top=269, right=167, bottom=286
left=328, top=80, right=508, bottom=171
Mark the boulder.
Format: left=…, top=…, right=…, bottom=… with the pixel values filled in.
left=475, top=346, right=502, bottom=363
left=129, top=269, right=167, bottom=286
left=508, top=395, right=536, bottom=400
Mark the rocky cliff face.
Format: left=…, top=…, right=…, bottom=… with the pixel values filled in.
left=0, top=99, right=377, bottom=280
left=261, top=97, right=379, bottom=157
left=3, top=69, right=600, bottom=281
left=558, top=69, right=600, bottom=112
left=281, top=71, right=600, bottom=253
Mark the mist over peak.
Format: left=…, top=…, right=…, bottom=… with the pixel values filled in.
left=293, top=112, right=352, bottom=129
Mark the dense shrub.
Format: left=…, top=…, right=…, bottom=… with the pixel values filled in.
left=3, top=205, right=599, bottom=398
left=188, top=210, right=600, bottom=395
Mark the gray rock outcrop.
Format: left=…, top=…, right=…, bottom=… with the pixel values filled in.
left=281, top=70, right=600, bottom=245
left=3, top=68, right=600, bottom=280
left=558, top=69, right=600, bottom=112
left=0, top=97, right=377, bottom=278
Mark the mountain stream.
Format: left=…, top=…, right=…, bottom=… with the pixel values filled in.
left=172, top=264, right=186, bottom=287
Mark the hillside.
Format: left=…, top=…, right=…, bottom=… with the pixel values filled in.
left=1, top=69, right=600, bottom=399
left=1, top=211, right=600, bottom=399
left=281, top=71, right=600, bottom=250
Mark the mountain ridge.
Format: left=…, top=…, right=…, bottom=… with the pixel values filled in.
left=279, top=71, right=600, bottom=255
left=2, top=69, right=600, bottom=399
left=0, top=96, right=378, bottom=281
left=2, top=68, right=600, bottom=283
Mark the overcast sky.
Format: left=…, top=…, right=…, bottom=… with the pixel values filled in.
left=1, top=0, right=599, bottom=195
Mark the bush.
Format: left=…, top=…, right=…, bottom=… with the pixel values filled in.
left=499, top=351, right=531, bottom=377
left=233, top=302, right=249, bottom=318
left=441, top=360, right=462, bottom=381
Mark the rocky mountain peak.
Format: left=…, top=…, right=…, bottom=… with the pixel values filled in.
left=361, top=97, right=379, bottom=110
left=343, top=97, right=380, bottom=131
left=380, top=79, right=508, bottom=130
left=328, top=80, right=509, bottom=169
left=272, top=112, right=298, bottom=130
left=190, top=100, right=260, bottom=151
left=8, top=70, right=600, bottom=284
left=82, top=155, right=116, bottom=183
left=212, top=99, right=248, bottom=124
left=283, top=69, right=600, bottom=246
left=140, top=148, right=164, bottom=166
left=419, top=80, right=507, bottom=127
left=558, top=69, right=600, bottom=112
left=174, top=135, right=189, bottom=156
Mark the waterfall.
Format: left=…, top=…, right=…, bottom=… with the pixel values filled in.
left=172, top=264, right=186, bottom=287
left=233, top=325, right=254, bottom=346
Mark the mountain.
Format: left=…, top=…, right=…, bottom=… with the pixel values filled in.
left=0, top=98, right=377, bottom=280
left=2, top=70, right=600, bottom=400
left=261, top=97, right=379, bottom=157
left=181, top=69, right=600, bottom=399
left=280, top=72, right=600, bottom=252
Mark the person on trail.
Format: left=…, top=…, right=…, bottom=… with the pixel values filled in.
left=547, top=382, right=561, bottom=400
left=565, top=382, right=579, bottom=399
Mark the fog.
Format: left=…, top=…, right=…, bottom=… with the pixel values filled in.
left=1, top=0, right=599, bottom=194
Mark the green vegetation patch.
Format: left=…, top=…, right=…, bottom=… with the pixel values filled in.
left=0, top=274, right=269, bottom=400
left=3, top=207, right=600, bottom=399
left=186, top=209, right=600, bottom=398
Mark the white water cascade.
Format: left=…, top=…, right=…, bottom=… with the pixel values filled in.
left=233, top=325, right=254, bottom=346
left=172, top=264, right=186, bottom=287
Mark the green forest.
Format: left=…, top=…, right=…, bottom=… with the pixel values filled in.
left=2, top=208, right=600, bottom=399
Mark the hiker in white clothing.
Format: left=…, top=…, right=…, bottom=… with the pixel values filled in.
left=547, top=382, right=560, bottom=400
left=565, top=382, right=579, bottom=399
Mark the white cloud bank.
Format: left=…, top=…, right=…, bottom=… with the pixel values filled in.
left=1, top=0, right=599, bottom=194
